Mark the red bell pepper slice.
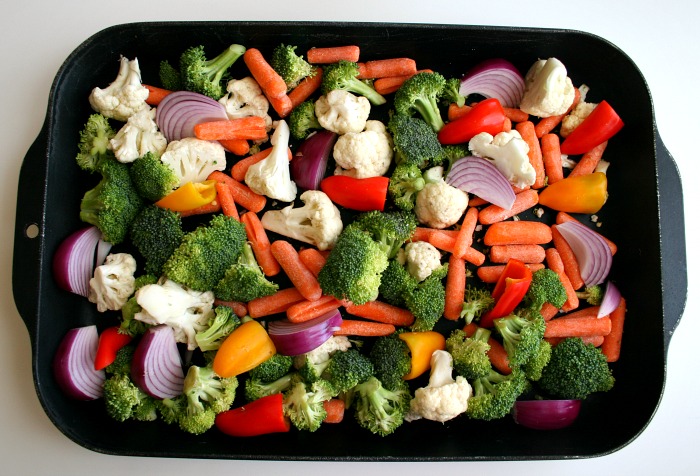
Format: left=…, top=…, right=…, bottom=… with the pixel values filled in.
left=480, top=258, right=533, bottom=328
left=560, top=100, right=624, bottom=155
left=437, top=98, right=507, bottom=145
left=94, top=326, right=133, bottom=371
left=215, top=393, right=291, bottom=437
left=320, top=175, right=389, bottom=211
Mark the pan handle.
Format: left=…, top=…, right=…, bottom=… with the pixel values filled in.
left=656, top=132, right=687, bottom=352
left=13, top=124, right=49, bottom=341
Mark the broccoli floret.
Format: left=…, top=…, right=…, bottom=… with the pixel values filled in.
left=249, top=354, right=294, bottom=383
left=461, top=285, right=495, bottom=324
left=442, top=144, right=470, bottom=174
left=405, top=265, right=448, bottom=332
left=576, top=284, right=604, bottom=306
left=157, top=395, right=186, bottom=425
left=129, top=152, right=179, bottom=202
left=378, top=258, right=418, bottom=307
left=76, top=113, right=116, bottom=172
left=270, top=43, right=315, bottom=90
left=317, top=226, right=389, bottom=305
left=523, top=268, right=567, bottom=311
left=179, top=406, right=217, bottom=435
left=119, top=274, right=158, bottom=336
left=445, top=327, right=492, bottom=380
left=162, top=214, right=247, bottom=292
left=388, top=163, right=426, bottom=212
left=293, top=336, right=352, bottom=383
left=244, top=373, right=296, bottom=402
left=349, top=210, right=418, bottom=259
left=369, top=333, right=411, bottom=391
left=159, top=60, right=182, bottom=91
left=493, top=309, right=546, bottom=368
left=133, top=393, right=159, bottom=422
left=288, top=100, right=323, bottom=140
left=104, top=343, right=136, bottom=376
left=387, top=114, right=444, bottom=168
left=324, top=348, right=375, bottom=394
left=194, top=305, right=241, bottom=352
left=321, top=60, right=386, bottom=106
left=214, top=242, right=278, bottom=302
left=539, top=337, right=615, bottom=400
left=394, top=71, right=446, bottom=132
left=353, top=376, right=411, bottom=436
left=183, top=364, right=239, bottom=427
left=466, top=369, right=527, bottom=421
left=441, top=77, right=465, bottom=107
left=522, top=339, right=552, bottom=382
left=102, top=374, right=142, bottom=422
left=283, top=379, right=336, bottom=432
left=179, top=44, right=247, bottom=100
left=129, top=205, right=184, bottom=276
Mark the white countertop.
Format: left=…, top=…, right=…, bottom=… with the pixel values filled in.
left=2, top=2, right=697, bottom=475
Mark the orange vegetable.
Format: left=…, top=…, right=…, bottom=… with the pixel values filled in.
left=398, top=331, right=446, bottom=380
left=538, top=172, right=608, bottom=214
left=155, top=181, right=216, bottom=212
left=307, top=45, right=360, bottom=64
left=212, top=320, right=276, bottom=377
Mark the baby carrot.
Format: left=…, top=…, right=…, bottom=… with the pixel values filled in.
left=357, top=58, right=417, bottom=79
left=243, top=48, right=288, bottom=99
left=502, top=117, right=512, bottom=133
left=558, top=306, right=602, bottom=320
left=344, top=300, right=415, bottom=327
left=453, top=207, right=479, bottom=259
left=241, top=211, right=281, bottom=277
left=428, top=231, right=485, bottom=266
left=194, top=117, right=268, bottom=141
left=540, top=302, right=560, bottom=321
left=286, top=295, right=342, bottom=323
left=443, top=255, right=466, bottom=320
left=555, top=212, right=618, bottom=255
left=483, top=220, right=552, bottom=246
left=268, top=93, right=294, bottom=118
left=545, top=247, right=579, bottom=312
left=297, top=247, right=328, bottom=277
left=601, top=296, right=626, bottom=362
left=270, top=240, right=323, bottom=301
left=503, top=107, right=529, bottom=123
left=213, top=299, right=248, bottom=319
left=307, top=45, right=360, bottom=64
left=478, top=189, right=539, bottom=225
left=447, top=103, right=471, bottom=121
left=178, top=199, right=221, bottom=217
left=476, top=263, right=545, bottom=283
left=215, top=182, right=239, bottom=220
left=219, top=138, right=250, bottom=156
left=143, top=84, right=172, bottom=106
left=544, top=315, right=612, bottom=338
left=515, top=121, right=545, bottom=189
left=551, top=224, right=585, bottom=290
left=334, top=319, right=395, bottom=337
left=541, top=133, right=564, bottom=184
left=287, top=67, right=323, bottom=110
left=568, top=141, right=608, bottom=177
left=207, top=171, right=267, bottom=213
left=247, top=287, right=305, bottom=318
left=411, top=227, right=458, bottom=243
left=373, top=69, right=433, bottom=95
left=489, top=244, right=546, bottom=264
left=322, top=398, right=346, bottom=424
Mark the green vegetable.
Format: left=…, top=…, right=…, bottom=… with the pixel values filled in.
left=394, top=71, right=447, bottom=132
left=214, top=242, right=278, bottom=302
left=405, top=265, right=448, bottom=332
left=194, top=305, right=241, bottom=352
left=129, top=205, right=184, bottom=276
left=104, top=344, right=136, bottom=376
left=270, top=43, right=315, bottom=90
left=321, top=60, right=386, bottom=106
left=178, top=44, right=247, bottom=99
left=493, top=308, right=546, bottom=368
left=76, top=113, right=116, bottom=172
left=348, top=210, right=418, bottom=259
left=460, top=285, right=495, bottom=324
left=387, top=114, right=444, bottom=168
left=248, top=354, right=294, bottom=383
left=369, top=333, right=411, bottom=391
left=522, top=339, right=552, bottom=382
left=445, top=328, right=491, bottom=380
left=159, top=60, right=182, bottom=91
left=352, top=376, right=411, bottom=436
left=576, top=284, right=604, bottom=306
left=244, top=373, right=296, bottom=402
left=283, top=379, right=336, bottom=432
left=441, top=77, right=465, bottom=107
left=288, top=99, right=323, bottom=140
left=103, top=373, right=157, bottom=423
left=129, top=152, right=179, bottom=202
left=466, top=369, right=527, bottom=421
left=388, top=163, right=426, bottom=212
left=324, top=348, right=374, bottom=393
left=441, top=144, right=470, bottom=174
left=523, top=268, right=567, bottom=311
left=378, top=258, right=417, bottom=307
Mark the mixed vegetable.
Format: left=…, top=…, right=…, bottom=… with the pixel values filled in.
left=51, top=39, right=627, bottom=438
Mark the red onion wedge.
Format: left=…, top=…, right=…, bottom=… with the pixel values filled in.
left=446, top=155, right=516, bottom=210
left=512, top=399, right=581, bottom=430
left=131, top=325, right=184, bottom=399
left=556, top=220, right=613, bottom=287
left=291, top=130, right=337, bottom=190
left=53, top=226, right=112, bottom=298
left=155, top=91, right=228, bottom=142
left=459, top=59, right=525, bottom=108
left=268, top=309, right=342, bottom=356
left=597, top=281, right=622, bottom=318
left=53, top=325, right=105, bottom=400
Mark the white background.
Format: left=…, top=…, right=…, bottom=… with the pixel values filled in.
left=2, top=2, right=697, bottom=475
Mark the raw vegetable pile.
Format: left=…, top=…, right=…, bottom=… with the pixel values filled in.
left=52, top=40, right=627, bottom=438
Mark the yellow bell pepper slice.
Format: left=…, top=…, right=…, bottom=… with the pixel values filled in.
left=213, top=320, right=277, bottom=378
left=399, top=331, right=446, bottom=380
left=538, top=172, right=608, bottom=214
left=155, top=180, right=217, bottom=212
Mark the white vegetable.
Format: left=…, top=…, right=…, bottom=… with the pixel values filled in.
left=560, top=101, right=597, bottom=138
left=218, top=77, right=273, bottom=131
left=519, top=57, right=576, bottom=118
left=134, top=278, right=215, bottom=351
left=160, top=137, right=227, bottom=187
left=292, top=335, right=352, bottom=374
left=469, top=130, right=536, bottom=189
left=405, top=241, right=442, bottom=282
left=405, top=350, right=472, bottom=423
left=332, top=120, right=394, bottom=178
left=261, top=190, right=343, bottom=250
left=88, top=56, right=150, bottom=122
left=245, top=120, right=297, bottom=202
left=314, top=90, right=371, bottom=134
left=415, top=166, right=468, bottom=229
left=109, top=107, right=167, bottom=163
left=88, top=253, right=137, bottom=312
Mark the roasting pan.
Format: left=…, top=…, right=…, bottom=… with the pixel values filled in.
left=12, top=21, right=687, bottom=461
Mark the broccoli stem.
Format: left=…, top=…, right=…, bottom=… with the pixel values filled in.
left=203, top=44, right=247, bottom=84
left=414, top=97, right=445, bottom=132
left=348, top=78, right=386, bottom=106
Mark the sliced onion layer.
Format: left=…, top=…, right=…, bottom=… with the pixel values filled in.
left=598, top=281, right=622, bottom=318
left=53, top=325, right=105, bottom=400
left=131, top=325, right=184, bottom=399
left=155, top=91, right=228, bottom=142
left=291, top=130, right=337, bottom=190
left=459, top=59, right=525, bottom=108
left=53, top=226, right=112, bottom=298
left=556, top=220, right=613, bottom=286
left=446, top=156, right=516, bottom=210
left=268, top=309, right=342, bottom=356
left=512, top=399, right=581, bottom=430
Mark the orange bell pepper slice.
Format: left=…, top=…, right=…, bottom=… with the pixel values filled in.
left=155, top=180, right=217, bottom=212
left=538, top=172, right=608, bottom=214
left=399, top=331, right=446, bottom=380
left=212, top=320, right=276, bottom=378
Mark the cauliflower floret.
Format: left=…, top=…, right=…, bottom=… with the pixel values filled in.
left=415, top=166, right=468, bottom=229
left=89, top=56, right=150, bottom=122
left=314, top=90, right=371, bottom=134
left=218, top=77, right=273, bottom=131
left=245, top=120, right=297, bottom=202
left=293, top=335, right=352, bottom=369
left=88, top=253, right=137, bottom=312
left=405, top=241, right=442, bottom=282
left=332, top=120, right=393, bottom=178
left=134, top=278, right=215, bottom=351
left=261, top=190, right=343, bottom=250
left=519, top=57, right=576, bottom=118
left=469, top=130, right=536, bottom=189
left=405, top=350, right=472, bottom=423
left=109, top=107, right=167, bottom=163
left=560, top=101, right=598, bottom=138
left=160, top=137, right=226, bottom=187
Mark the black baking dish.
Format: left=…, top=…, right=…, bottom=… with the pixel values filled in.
left=13, top=21, right=687, bottom=461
